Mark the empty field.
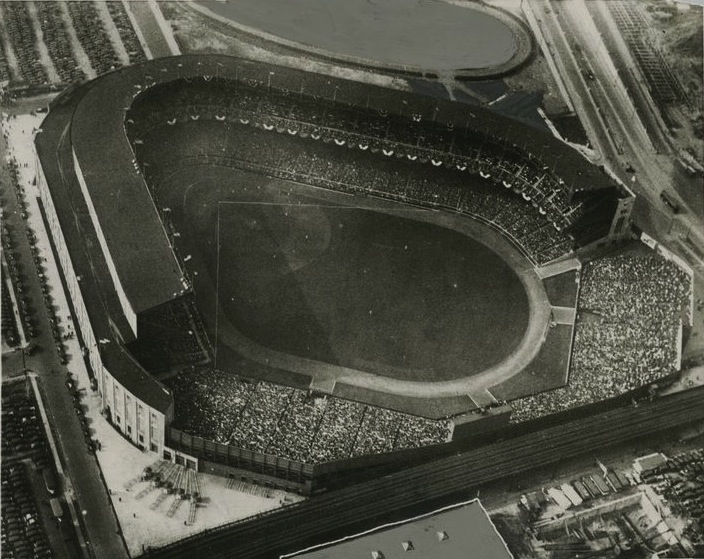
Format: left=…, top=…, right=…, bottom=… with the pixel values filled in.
left=193, top=0, right=529, bottom=74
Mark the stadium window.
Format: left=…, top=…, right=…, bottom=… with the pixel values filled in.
left=138, top=434, right=144, bottom=443
left=116, top=415, right=121, bottom=424
left=150, top=443, right=158, bottom=452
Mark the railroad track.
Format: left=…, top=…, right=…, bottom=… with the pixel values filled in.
left=141, top=386, right=704, bottom=559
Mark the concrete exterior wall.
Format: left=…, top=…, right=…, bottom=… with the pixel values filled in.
left=37, top=151, right=168, bottom=456
left=101, top=372, right=166, bottom=453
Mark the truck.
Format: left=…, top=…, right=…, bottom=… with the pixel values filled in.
left=660, top=191, right=680, bottom=214
left=42, top=468, right=57, bottom=496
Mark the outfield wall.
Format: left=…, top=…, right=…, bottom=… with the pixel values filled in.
left=168, top=420, right=480, bottom=495
left=168, top=428, right=315, bottom=493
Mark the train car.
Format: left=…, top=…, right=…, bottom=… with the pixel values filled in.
left=50, top=497, right=63, bottom=520
left=660, top=191, right=680, bottom=214
left=591, top=475, right=611, bottom=496
left=615, top=471, right=630, bottom=487
left=572, top=480, right=591, bottom=501
left=606, top=471, right=623, bottom=492
left=546, top=487, right=572, bottom=510
left=582, top=476, right=601, bottom=498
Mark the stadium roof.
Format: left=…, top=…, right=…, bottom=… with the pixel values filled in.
left=71, top=70, right=186, bottom=314
left=281, top=499, right=513, bottom=559
left=35, top=79, right=174, bottom=413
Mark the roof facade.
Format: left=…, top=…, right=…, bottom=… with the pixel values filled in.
left=282, top=500, right=513, bottom=559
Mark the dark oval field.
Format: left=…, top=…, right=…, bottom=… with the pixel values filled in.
left=153, top=153, right=531, bottom=382
left=196, top=0, right=522, bottom=72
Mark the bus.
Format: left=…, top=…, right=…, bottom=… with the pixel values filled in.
left=660, top=191, right=680, bottom=214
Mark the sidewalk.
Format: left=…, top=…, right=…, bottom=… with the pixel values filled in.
left=28, top=373, right=90, bottom=559
left=2, top=112, right=301, bottom=557
left=2, top=112, right=129, bottom=559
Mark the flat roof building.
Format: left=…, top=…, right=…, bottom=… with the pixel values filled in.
left=281, top=499, right=513, bottom=559
left=634, top=452, right=668, bottom=475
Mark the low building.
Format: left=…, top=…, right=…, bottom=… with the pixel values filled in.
left=281, top=499, right=513, bottom=559
left=634, top=453, right=668, bottom=475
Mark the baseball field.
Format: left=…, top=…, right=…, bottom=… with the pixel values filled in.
left=162, top=164, right=531, bottom=384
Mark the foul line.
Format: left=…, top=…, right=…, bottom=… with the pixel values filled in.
left=216, top=200, right=439, bottom=212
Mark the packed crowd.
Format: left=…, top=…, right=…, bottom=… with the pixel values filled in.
left=131, top=115, right=573, bottom=265
left=131, top=297, right=210, bottom=372
left=130, top=78, right=586, bottom=233
left=165, top=368, right=451, bottom=464
left=510, top=255, right=690, bottom=422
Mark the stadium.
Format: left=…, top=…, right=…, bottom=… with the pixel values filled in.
left=34, top=54, right=689, bottom=495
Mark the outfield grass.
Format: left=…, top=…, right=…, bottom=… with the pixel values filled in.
left=332, top=383, right=476, bottom=419
left=488, top=323, right=573, bottom=401
left=162, top=164, right=530, bottom=383
left=542, top=270, right=579, bottom=307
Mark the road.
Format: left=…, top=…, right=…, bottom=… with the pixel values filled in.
left=525, top=0, right=704, bottom=296
left=0, top=116, right=129, bottom=559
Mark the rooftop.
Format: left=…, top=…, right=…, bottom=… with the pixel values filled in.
left=66, top=54, right=625, bottom=315
left=281, top=499, right=513, bottom=559
left=634, top=452, right=668, bottom=473
left=35, top=81, right=173, bottom=413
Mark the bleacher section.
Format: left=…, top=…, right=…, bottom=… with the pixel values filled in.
left=126, top=77, right=623, bottom=263
left=164, top=369, right=451, bottom=465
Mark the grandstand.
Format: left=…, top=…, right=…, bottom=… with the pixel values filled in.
left=35, top=54, right=654, bottom=494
